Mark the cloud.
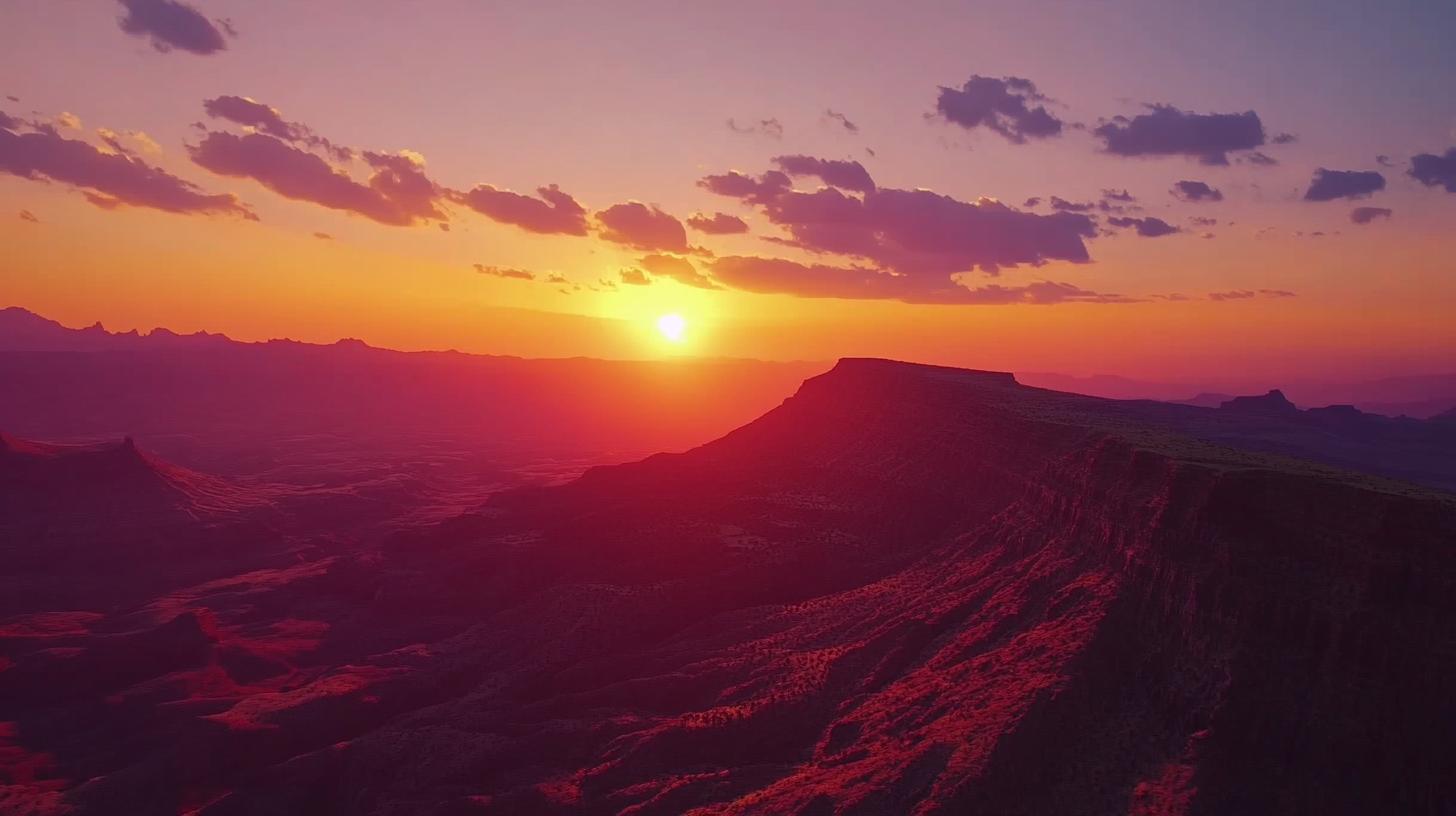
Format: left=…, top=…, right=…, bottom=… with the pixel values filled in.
left=545, top=273, right=569, bottom=285
left=1022, top=196, right=1041, bottom=208
left=1241, top=151, right=1278, bottom=166
left=1209, top=289, right=1296, bottom=301
left=1303, top=168, right=1385, bottom=201
left=1409, top=147, right=1456, bottom=192
left=701, top=166, right=1096, bottom=278
left=1049, top=196, right=1095, bottom=212
left=727, top=118, right=783, bottom=139
left=1271, top=132, right=1298, bottom=144
left=1376, top=154, right=1396, bottom=168
left=686, top=211, right=749, bottom=234
left=19, top=209, right=39, bottom=222
left=1188, top=216, right=1218, bottom=227
left=1107, top=215, right=1180, bottom=237
left=191, top=131, right=442, bottom=225
left=473, top=263, right=534, bottom=280
left=934, top=75, right=1063, bottom=143
left=1350, top=206, right=1392, bottom=224
left=312, top=231, right=332, bottom=240
left=709, top=256, right=1130, bottom=304
left=456, top=183, right=587, bottom=235
left=1101, top=188, right=1136, bottom=202
left=596, top=202, right=689, bottom=251
left=772, top=154, right=875, bottom=193
left=619, top=267, right=650, bottom=286
left=823, top=109, right=859, bottom=134
left=1094, top=104, right=1265, bottom=164
left=203, top=95, right=350, bottom=160
left=1, top=119, right=252, bottom=218
left=1170, top=180, right=1224, bottom=202
left=116, top=0, right=228, bottom=55
left=640, top=254, right=720, bottom=289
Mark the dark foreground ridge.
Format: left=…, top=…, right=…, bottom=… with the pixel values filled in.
left=2, top=358, right=1454, bottom=815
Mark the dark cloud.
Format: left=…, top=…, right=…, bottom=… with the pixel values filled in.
left=823, top=109, right=859, bottom=134
left=1409, top=147, right=1456, bottom=193
left=727, top=118, right=783, bottom=139
left=457, top=183, right=587, bottom=235
left=1, top=119, right=252, bottom=217
left=1350, top=206, right=1392, bottom=224
left=686, top=211, right=748, bottom=234
left=473, top=264, right=534, bottom=280
left=1376, top=154, right=1395, bottom=168
left=709, top=256, right=1130, bottom=305
left=934, top=75, right=1063, bottom=143
left=618, top=267, right=650, bottom=286
left=1241, top=151, right=1278, bottom=166
left=1170, top=180, right=1224, bottom=202
left=116, top=0, right=228, bottom=55
left=702, top=166, right=1097, bottom=279
left=596, top=202, right=689, bottom=252
left=1049, top=196, right=1095, bottom=212
left=1094, top=105, right=1265, bottom=164
left=1188, top=216, right=1218, bottom=227
left=772, top=154, right=875, bottom=193
left=1303, top=168, right=1385, bottom=201
left=1101, top=188, right=1136, bottom=202
left=1022, top=196, right=1041, bottom=208
left=19, top=209, right=39, bottom=222
left=191, top=131, right=442, bottom=225
left=203, top=95, right=350, bottom=160
left=1271, top=132, right=1298, bottom=144
left=1107, top=215, right=1180, bottom=237
left=640, top=254, right=720, bottom=289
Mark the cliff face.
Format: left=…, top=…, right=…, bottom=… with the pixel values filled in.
left=6, top=360, right=1454, bottom=815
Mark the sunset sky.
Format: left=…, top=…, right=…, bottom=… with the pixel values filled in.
left=3, top=0, right=1455, bottom=382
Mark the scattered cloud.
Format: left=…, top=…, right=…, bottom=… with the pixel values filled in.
left=1107, top=215, right=1180, bottom=237
left=18, top=209, right=39, bottom=222
left=1376, top=154, right=1396, bottom=168
left=116, top=0, right=229, bottom=55
left=1303, top=168, right=1385, bottom=201
left=1095, top=104, right=1265, bottom=164
left=686, top=211, right=749, bottom=234
left=457, top=183, right=587, bottom=235
left=823, top=109, right=859, bottom=133
left=1350, top=206, right=1392, bottom=224
left=618, top=267, right=650, bottom=286
left=1271, top=132, right=1297, bottom=144
left=596, top=202, right=689, bottom=252
left=1, top=118, right=252, bottom=218
left=312, top=231, right=332, bottom=240
left=1170, top=180, right=1224, bottom=202
left=1409, top=147, right=1456, bottom=192
left=933, top=75, right=1063, bottom=144
left=1049, top=196, right=1095, bottom=212
left=1188, top=216, right=1218, bottom=227
left=640, top=254, right=720, bottom=289
left=1101, top=188, right=1136, bottom=202
left=473, top=263, right=534, bottom=280
left=772, top=154, right=875, bottom=193
left=1022, top=196, right=1041, bottom=208
left=191, top=131, right=442, bottom=225
left=1241, top=151, right=1278, bottom=166
left=1209, top=289, right=1296, bottom=301
left=203, top=95, right=351, bottom=160
left=727, top=117, right=783, bottom=139
left=701, top=166, right=1097, bottom=279
left=709, top=256, right=1130, bottom=304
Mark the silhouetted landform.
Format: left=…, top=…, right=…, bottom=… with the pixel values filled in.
left=1020, top=369, right=1456, bottom=418
left=2, top=359, right=1452, bottom=815
left=0, top=306, right=824, bottom=482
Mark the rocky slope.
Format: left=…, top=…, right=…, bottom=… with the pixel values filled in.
left=3, top=360, right=1453, bottom=815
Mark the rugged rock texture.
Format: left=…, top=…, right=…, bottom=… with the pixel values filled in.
left=3, top=360, right=1454, bottom=815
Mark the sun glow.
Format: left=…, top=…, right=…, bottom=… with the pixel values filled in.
left=656, top=313, right=687, bottom=344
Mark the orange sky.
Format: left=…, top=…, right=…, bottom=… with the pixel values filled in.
left=3, top=1, right=1455, bottom=383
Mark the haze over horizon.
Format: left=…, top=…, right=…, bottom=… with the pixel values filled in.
left=4, top=0, right=1456, bottom=383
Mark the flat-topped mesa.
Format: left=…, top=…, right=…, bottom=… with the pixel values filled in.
left=1219, top=388, right=1299, bottom=414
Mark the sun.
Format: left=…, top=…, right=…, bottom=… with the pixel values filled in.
left=656, top=313, right=687, bottom=344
